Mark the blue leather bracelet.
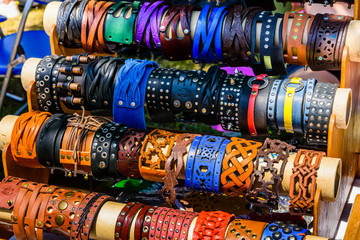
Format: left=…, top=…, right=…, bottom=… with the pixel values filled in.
left=113, top=59, right=159, bottom=129
left=261, top=221, right=309, bottom=240
left=193, top=5, right=209, bottom=61
left=185, top=136, right=202, bottom=189
left=303, top=78, right=317, bottom=132
left=213, top=138, right=230, bottom=193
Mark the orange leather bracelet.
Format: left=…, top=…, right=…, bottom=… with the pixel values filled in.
left=225, top=219, right=267, bottom=240
left=139, top=129, right=180, bottom=182
left=11, top=111, right=52, bottom=168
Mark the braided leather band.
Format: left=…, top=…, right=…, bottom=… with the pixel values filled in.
left=246, top=138, right=295, bottom=210
left=226, top=219, right=267, bottom=240
left=71, top=193, right=113, bottom=240
left=117, top=128, right=146, bottom=178
left=139, top=129, right=179, bottom=182
left=221, top=137, right=262, bottom=196
left=115, top=202, right=144, bottom=240
left=289, top=150, right=324, bottom=215
left=306, top=82, right=338, bottom=145
left=162, top=133, right=199, bottom=205
left=282, top=12, right=314, bottom=66
left=44, top=188, right=87, bottom=236
left=260, top=221, right=308, bottom=240
left=193, top=211, right=235, bottom=240
left=11, top=111, right=52, bottom=168
left=0, top=176, right=27, bottom=210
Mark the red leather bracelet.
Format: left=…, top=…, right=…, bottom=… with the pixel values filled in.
left=134, top=205, right=152, bottom=240
left=178, top=211, right=199, bottom=240
left=141, top=206, right=157, bottom=239
left=0, top=176, right=27, bottom=210
left=119, top=203, right=145, bottom=240
left=149, top=207, right=168, bottom=240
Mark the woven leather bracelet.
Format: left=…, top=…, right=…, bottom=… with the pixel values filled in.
left=246, top=138, right=295, bottom=210
left=193, top=211, right=235, bottom=239
left=11, top=111, right=52, bottom=168
left=139, top=129, right=180, bottom=182
left=226, top=219, right=268, bottom=240
left=221, top=137, right=262, bottom=196
left=289, top=149, right=324, bottom=215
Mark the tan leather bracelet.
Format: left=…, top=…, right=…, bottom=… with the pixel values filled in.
left=139, top=129, right=180, bottom=182
left=225, top=219, right=268, bottom=240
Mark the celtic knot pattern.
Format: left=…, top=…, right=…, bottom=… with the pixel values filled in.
left=221, top=137, right=262, bottom=196
left=139, top=129, right=179, bottom=181
left=246, top=138, right=295, bottom=210
left=289, top=149, right=323, bottom=215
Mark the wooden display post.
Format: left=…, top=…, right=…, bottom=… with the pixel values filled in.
left=344, top=194, right=360, bottom=240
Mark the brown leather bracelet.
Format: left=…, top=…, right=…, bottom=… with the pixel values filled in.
left=134, top=205, right=152, bottom=240
left=117, top=128, right=147, bottom=178
left=246, top=138, right=295, bottom=210
left=139, top=129, right=180, bottom=182
left=162, top=133, right=199, bottom=205
left=289, top=149, right=324, bottom=215
left=0, top=176, right=27, bottom=210
left=11, top=111, right=52, bottom=168
left=225, top=219, right=268, bottom=240
left=221, top=137, right=262, bottom=196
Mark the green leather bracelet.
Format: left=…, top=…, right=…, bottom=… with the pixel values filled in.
left=105, top=1, right=140, bottom=45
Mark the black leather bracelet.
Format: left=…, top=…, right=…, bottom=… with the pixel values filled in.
left=51, top=57, right=66, bottom=113
left=238, top=76, right=253, bottom=136
left=36, top=113, right=71, bottom=170
left=91, top=122, right=128, bottom=180
left=306, top=82, right=338, bottom=146
left=267, top=79, right=282, bottom=130
left=254, top=77, right=273, bottom=136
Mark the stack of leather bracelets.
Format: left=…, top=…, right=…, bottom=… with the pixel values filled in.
left=5, top=110, right=340, bottom=215
left=0, top=176, right=316, bottom=240
left=276, top=0, right=353, bottom=7
left=55, top=0, right=352, bottom=72
left=30, top=55, right=348, bottom=146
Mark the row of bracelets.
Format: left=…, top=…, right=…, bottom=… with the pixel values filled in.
left=33, top=55, right=349, bottom=146
left=276, top=0, right=353, bottom=7
left=56, top=0, right=352, bottom=73
left=9, top=110, right=334, bottom=215
left=0, top=176, right=311, bottom=240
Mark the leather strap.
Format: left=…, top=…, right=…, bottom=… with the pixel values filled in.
left=139, top=129, right=180, bottom=182
left=221, top=137, right=262, bottom=196
left=303, top=78, right=317, bottom=132
left=118, top=128, right=147, bottom=178
left=114, top=202, right=144, bottom=240
left=134, top=205, right=152, bottom=240
left=193, top=211, right=235, bottom=239
left=148, top=207, right=167, bottom=240
left=226, top=219, right=268, bottom=240
left=247, top=138, right=295, bottom=210
left=0, top=176, right=27, bottom=210
left=140, top=206, right=157, bottom=239
left=267, top=80, right=282, bottom=131
left=11, top=111, right=52, bottom=168
left=260, top=221, right=308, bottom=240
left=289, top=149, right=324, bottom=215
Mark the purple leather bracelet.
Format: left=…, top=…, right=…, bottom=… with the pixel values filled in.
left=135, top=1, right=164, bottom=46
left=148, top=5, right=167, bottom=49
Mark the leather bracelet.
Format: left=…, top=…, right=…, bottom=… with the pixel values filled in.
left=260, top=221, right=308, bottom=240
left=158, top=208, right=176, bottom=240
left=238, top=76, right=253, bottom=136
left=221, top=137, right=262, bottom=196
left=105, top=1, right=140, bottom=45
left=0, top=176, right=27, bottom=210
left=303, top=78, right=317, bottom=132
left=219, top=72, right=246, bottom=132
left=118, top=128, right=147, bottom=178
left=139, top=129, right=180, bottom=182
left=11, top=111, right=52, bottom=168
left=226, top=219, right=268, bottom=240
left=91, top=122, right=128, bottom=180
left=57, top=0, right=82, bottom=47
left=283, top=12, right=314, bottom=66
left=178, top=211, right=198, bottom=240
left=187, top=135, right=230, bottom=193
left=148, top=207, right=167, bottom=240
left=289, top=149, right=324, bottom=215
left=140, top=206, right=157, bottom=239
left=267, top=80, right=281, bottom=130
left=114, top=202, right=144, bottom=240
left=134, top=205, right=152, bottom=240
left=162, top=133, right=199, bottom=205
left=247, top=138, right=295, bottom=210
left=247, top=74, right=269, bottom=136
left=44, top=188, right=87, bottom=236
left=71, top=192, right=113, bottom=240
left=37, top=114, right=71, bottom=170
left=193, top=211, right=235, bottom=239
left=306, top=82, right=338, bottom=145
left=243, top=7, right=264, bottom=58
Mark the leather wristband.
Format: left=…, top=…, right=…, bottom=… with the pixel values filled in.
left=246, top=138, right=295, bottom=210
left=133, top=205, right=153, bottom=240
left=11, top=111, right=52, bottom=168
left=267, top=80, right=282, bottom=130
left=0, top=176, right=27, bottom=210
left=303, top=78, right=317, bottom=132
left=238, top=76, right=254, bottom=136
left=114, top=202, right=145, bottom=240
left=117, top=128, right=147, bottom=178
left=226, top=219, right=268, bottom=240
left=139, top=129, right=180, bottom=182
left=306, top=82, right=338, bottom=145
left=221, top=137, right=262, bottom=196
left=260, top=221, right=308, bottom=240
left=193, top=211, right=235, bottom=239
left=149, top=207, right=167, bottom=240
left=289, top=149, right=324, bottom=215
left=140, top=206, right=157, bottom=239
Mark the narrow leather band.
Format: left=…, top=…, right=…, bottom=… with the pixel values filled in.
left=226, top=219, right=268, bottom=240
left=260, top=221, right=308, bottom=240
left=247, top=138, right=295, bottom=210
left=289, top=149, right=324, bottom=215
left=140, top=206, right=157, bottom=239
left=11, top=111, right=52, bottom=168
left=148, top=207, right=167, bottom=240
left=114, top=202, right=144, bottom=240
left=134, top=205, right=153, bottom=240
left=303, top=78, right=317, bottom=132
left=267, top=80, right=281, bottom=130
left=193, top=211, right=235, bottom=239
left=139, top=129, right=180, bottom=182
left=221, top=137, right=262, bottom=196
